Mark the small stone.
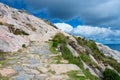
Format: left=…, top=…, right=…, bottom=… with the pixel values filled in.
left=0, top=68, right=17, bottom=77
left=46, top=75, right=69, bottom=80
left=26, top=54, right=40, bottom=59
left=25, top=64, right=41, bottom=69
left=12, top=65, right=23, bottom=72
left=30, top=69, right=40, bottom=75
left=60, top=60, right=69, bottom=64
left=35, top=74, right=47, bottom=80
left=13, top=74, right=34, bottom=80
left=28, top=59, right=40, bottom=64
left=37, top=67, right=48, bottom=73
left=17, top=62, right=21, bottom=64
left=8, top=60, right=17, bottom=64
left=43, top=59, right=48, bottom=63
left=76, top=73, right=85, bottom=77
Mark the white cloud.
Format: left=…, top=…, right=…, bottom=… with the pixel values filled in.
left=23, top=0, right=120, bottom=29
left=54, top=23, right=73, bottom=33
left=73, top=26, right=112, bottom=37
left=54, top=23, right=120, bottom=43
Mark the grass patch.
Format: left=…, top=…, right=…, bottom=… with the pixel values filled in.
left=83, top=69, right=98, bottom=80
left=0, top=76, right=9, bottom=80
left=48, top=69, right=56, bottom=74
left=0, top=52, right=6, bottom=61
left=49, top=42, right=58, bottom=54
left=0, top=52, right=18, bottom=66
left=51, top=56, right=62, bottom=64
left=80, top=53, right=99, bottom=68
left=67, top=70, right=86, bottom=80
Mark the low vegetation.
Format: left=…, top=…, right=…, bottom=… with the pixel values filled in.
left=43, top=19, right=58, bottom=29
left=0, top=76, right=9, bottom=80
left=26, top=23, right=36, bottom=31
left=22, top=44, right=26, bottom=48
left=76, top=37, right=120, bottom=73
left=50, top=33, right=120, bottom=80
left=79, top=53, right=99, bottom=68
left=50, top=33, right=98, bottom=80
left=0, top=22, right=3, bottom=25
left=0, top=52, right=8, bottom=65
left=7, top=24, right=29, bottom=35
left=67, top=70, right=87, bottom=80
left=0, top=52, right=6, bottom=61
left=103, top=68, right=120, bottom=80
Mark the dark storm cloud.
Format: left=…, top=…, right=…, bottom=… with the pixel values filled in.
left=23, top=0, right=120, bottom=29
left=1, top=0, right=120, bottom=29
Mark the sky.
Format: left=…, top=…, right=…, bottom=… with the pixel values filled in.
left=0, top=0, right=120, bottom=44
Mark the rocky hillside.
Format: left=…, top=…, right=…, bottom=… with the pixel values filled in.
left=0, top=3, right=57, bottom=52
left=0, top=3, right=120, bottom=80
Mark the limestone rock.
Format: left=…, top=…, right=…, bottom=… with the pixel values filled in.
left=97, top=43, right=120, bottom=63
left=0, top=3, right=57, bottom=52
left=37, top=67, right=48, bottom=73
left=50, top=64, right=80, bottom=74
left=46, top=75, right=69, bottom=80
left=0, top=68, right=17, bottom=77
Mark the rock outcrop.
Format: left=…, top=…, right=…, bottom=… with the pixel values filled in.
left=0, top=3, right=57, bottom=52
left=97, top=43, right=120, bottom=63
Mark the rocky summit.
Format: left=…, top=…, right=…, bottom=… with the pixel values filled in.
left=0, top=3, right=120, bottom=80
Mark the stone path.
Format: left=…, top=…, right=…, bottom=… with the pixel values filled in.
left=0, top=41, right=84, bottom=80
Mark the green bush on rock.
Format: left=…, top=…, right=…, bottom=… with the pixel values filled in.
left=103, top=68, right=120, bottom=80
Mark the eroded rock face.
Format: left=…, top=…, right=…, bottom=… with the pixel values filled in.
left=97, top=43, right=120, bottom=63
left=0, top=9, right=7, bottom=18
left=0, top=27, right=29, bottom=52
left=0, top=3, right=57, bottom=52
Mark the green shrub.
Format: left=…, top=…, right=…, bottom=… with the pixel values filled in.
left=76, top=37, right=86, bottom=46
left=52, top=33, right=66, bottom=43
left=0, top=22, right=3, bottom=25
left=22, top=44, right=26, bottom=48
left=103, top=68, right=120, bottom=80
left=52, top=41, right=59, bottom=48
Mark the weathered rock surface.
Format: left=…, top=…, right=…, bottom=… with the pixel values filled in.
left=50, top=64, right=80, bottom=74
left=97, top=43, right=120, bottom=63
left=37, top=67, right=48, bottom=73
left=0, top=3, right=57, bottom=52
left=46, top=75, right=69, bottom=80
left=0, top=68, right=17, bottom=77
